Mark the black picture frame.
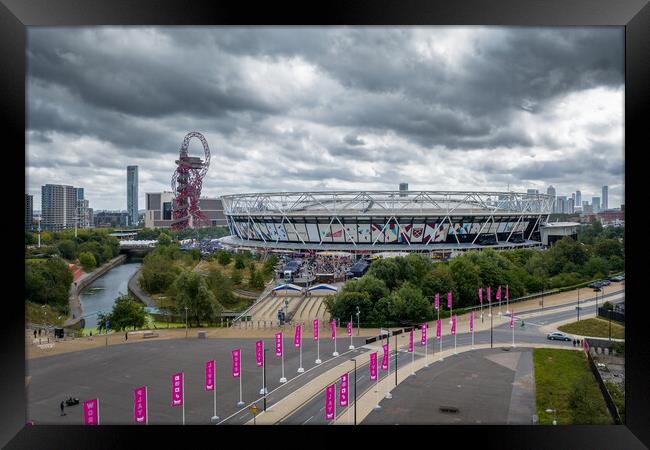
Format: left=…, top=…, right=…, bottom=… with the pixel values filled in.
left=3, top=0, right=648, bottom=448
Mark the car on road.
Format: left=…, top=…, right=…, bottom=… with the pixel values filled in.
left=547, top=332, right=572, bottom=341
left=587, top=281, right=602, bottom=288
left=609, top=275, right=624, bottom=282
left=600, top=279, right=611, bottom=286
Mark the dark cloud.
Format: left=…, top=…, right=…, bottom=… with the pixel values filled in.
left=26, top=27, right=624, bottom=210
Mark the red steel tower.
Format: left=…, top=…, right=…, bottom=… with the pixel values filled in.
left=170, top=132, right=211, bottom=230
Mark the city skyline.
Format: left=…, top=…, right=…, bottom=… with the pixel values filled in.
left=26, top=27, right=624, bottom=210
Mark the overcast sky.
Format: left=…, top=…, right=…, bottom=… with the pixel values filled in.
left=26, top=26, right=624, bottom=211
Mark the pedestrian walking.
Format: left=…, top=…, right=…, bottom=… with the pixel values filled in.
left=60, top=401, right=65, bottom=416
left=38, top=329, right=41, bottom=337
left=33, top=330, right=37, bottom=339
left=125, top=332, right=128, bottom=341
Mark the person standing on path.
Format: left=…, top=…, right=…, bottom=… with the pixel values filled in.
left=60, top=401, right=65, bottom=416
left=33, top=330, right=37, bottom=339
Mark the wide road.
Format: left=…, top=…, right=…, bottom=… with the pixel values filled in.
left=279, top=288, right=624, bottom=425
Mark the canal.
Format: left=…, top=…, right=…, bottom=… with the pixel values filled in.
left=78, top=261, right=142, bottom=328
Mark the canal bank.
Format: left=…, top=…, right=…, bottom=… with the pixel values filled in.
left=63, top=255, right=128, bottom=330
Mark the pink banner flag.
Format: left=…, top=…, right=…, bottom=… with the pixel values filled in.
left=478, top=287, right=482, bottom=305
left=347, top=321, right=352, bottom=337
left=133, top=386, right=147, bottom=424
left=256, top=340, right=264, bottom=367
left=369, top=352, right=378, bottom=380
left=510, top=310, right=515, bottom=328
left=232, top=349, right=241, bottom=378
left=421, top=323, right=427, bottom=346
left=171, top=372, right=183, bottom=406
left=340, top=373, right=349, bottom=407
left=331, top=320, right=336, bottom=340
left=506, top=285, right=509, bottom=300
left=470, top=312, right=474, bottom=332
left=325, top=384, right=335, bottom=420
left=313, top=319, right=319, bottom=341
left=447, top=291, right=452, bottom=309
left=408, top=328, right=414, bottom=352
left=434, top=292, right=439, bottom=310
left=83, top=398, right=99, bottom=425
left=487, top=286, right=491, bottom=303
left=583, top=338, right=590, bottom=354
left=436, top=319, right=441, bottom=339
left=275, top=332, right=283, bottom=357
left=205, top=360, right=215, bottom=391
left=451, top=315, right=457, bottom=336
left=497, top=285, right=501, bottom=301
left=381, top=343, right=389, bottom=370
left=294, top=325, right=302, bottom=348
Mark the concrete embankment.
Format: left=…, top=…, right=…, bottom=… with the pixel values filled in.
left=63, top=255, right=127, bottom=329
left=127, top=267, right=157, bottom=308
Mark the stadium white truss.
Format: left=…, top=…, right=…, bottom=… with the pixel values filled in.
left=220, top=191, right=554, bottom=251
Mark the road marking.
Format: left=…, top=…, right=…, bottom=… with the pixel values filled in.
left=303, top=415, right=314, bottom=424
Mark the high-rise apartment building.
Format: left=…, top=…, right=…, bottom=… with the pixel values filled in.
left=127, top=166, right=139, bottom=227
left=592, top=197, right=601, bottom=213
left=75, top=187, right=84, bottom=201
left=41, top=184, right=77, bottom=231
left=602, top=186, right=608, bottom=211
left=399, top=182, right=408, bottom=197
left=575, top=191, right=582, bottom=210
left=25, top=194, right=33, bottom=230
left=145, top=192, right=227, bottom=228
left=556, top=195, right=567, bottom=214
left=546, top=186, right=556, bottom=212
left=567, top=198, right=575, bottom=214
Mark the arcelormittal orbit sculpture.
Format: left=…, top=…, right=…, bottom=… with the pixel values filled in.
left=171, top=132, right=211, bottom=230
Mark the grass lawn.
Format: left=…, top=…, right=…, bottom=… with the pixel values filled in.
left=25, top=302, right=65, bottom=326
left=558, top=317, right=624, bottom=339
left=604, top=380, right=625, bottom=423
left=533, top=348, right=612, bottom=425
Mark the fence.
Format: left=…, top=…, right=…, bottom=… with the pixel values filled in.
left=597, top=307, right=624, bottom=323
left=585, top=339, right=623, bottom=425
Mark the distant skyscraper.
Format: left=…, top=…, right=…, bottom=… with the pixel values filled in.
left=25, top=194, right=33, bottom=230
left=75, top=187, right=84, bottom=201
left=556, top=196, right=567, bottom=214
left=576, top=191, right=582, bottom=209
left=127, top=166, right=139, bottom=227
left=527, top=189, right=538, bottom=195
left=602, top=186, right=608, bottom=211
left=41, top=184, right=77, bottom=231
left=399, top=182, right=408, bottom=197
left=592, top=196, right=601, bottom=213
left=546, top=186, right=556, bottom=212
left=568, top=198, right=575, bottom=214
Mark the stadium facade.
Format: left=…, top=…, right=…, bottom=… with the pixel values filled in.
left=220, top=190, right=555, bottom=254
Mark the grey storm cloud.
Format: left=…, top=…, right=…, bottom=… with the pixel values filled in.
left=26, top=26, right=624, bottom=210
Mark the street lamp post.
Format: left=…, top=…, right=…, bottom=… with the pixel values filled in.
left=490, top=308, right=493, bottom=349
left=394, top=330, right=398, bottom=386
left=185, top=306, right=188, bottom=339
left=263, top=348, right=268, bottom=411
left=609, top=309, right=612, bottom=341
left=351, top=358, right=357, bottom=425
left=356, top=307, right=360, bottom=337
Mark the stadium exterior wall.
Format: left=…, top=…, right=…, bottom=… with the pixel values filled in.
left=221, top=190, right=552, bottom=253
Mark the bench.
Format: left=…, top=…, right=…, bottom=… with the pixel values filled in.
left=143, top=332, right=159, bottom=339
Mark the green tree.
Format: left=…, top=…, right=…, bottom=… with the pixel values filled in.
left=263, top=254, right=279, bottom=275
left=170, top=271, right=223, bottom=326
left=56, top=239, right=77, bottom=260
left=206, top=268, right=235, bottom=306
left=103, top=294, right=147, bottom=331
left=140, top=252, right=181, bottom=294
left=367, top=258, right=402, bottom=290
left=102, top=243, right=113, bottom=262
left=249, top=267, right=264, bottom=290
left=325, top=291, right=372, bottom=324
left=582, top=256, right=609, bottom=278
left=157, top=232, right=172, bottom=246
left=217, top=250, right=232, bottom=266
left=234, top=254, right=246, bottom=270
left=231, top=269, right=242, bottom=285
left=79, top=251, right=97, bottom=271
left=449, top=257, right=482, bottom=308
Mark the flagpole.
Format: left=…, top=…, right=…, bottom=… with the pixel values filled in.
left=512, top=311, right=515, bottom=348
left=316, top=334, right=321, bottom=364
left=333, top=321, right=339, bottom=357
left=506, top=285, right=510, bottom=314
left=424, top=324, right=429, bottom=368
left=146, top=387, right=149, bottom=425
left=213, top=383, right=217, bottom=421
left=410, top=329, right=415, bottom=376
left=182, top=373, right=185, bottom=425
left=471, top=314, right=475, bottom=350
left=239, top=368, right=245, bottom=406
left=349, top=317, right=354, bottom=350
left=280, top=349, right=287, bottom=383
left=454, top=322, right=457, bottom=355
left=439, top=309, right=443, bottom=362
left=385, top=335, right=392, bottom=399
left=298, top=328, right=304, bottom=373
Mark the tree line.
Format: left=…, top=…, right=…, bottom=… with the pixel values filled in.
left=325, top=222, right=624, bottom=327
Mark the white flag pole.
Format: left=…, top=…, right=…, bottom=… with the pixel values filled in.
left=182, top=373, right=185, bottom=425
left=97, top=398, right=101, bottom=426
left=410, top=330, right=415, bottom=376
left=506, top=285, right=510, bottom=314
left=424, top=325, right=429, bottom=367
left=471, top=314, right=475, bottom=350
left=316, top=332, right=321, bottom=364
left=238, top=364, right=245, bottom=406
left=385, top=336, right=392, bottom=399
left=146, top=387, right=149, bottom=425
left=512, top=311, right=516, bottom=347
left=333, top=323, right=339, bottom=357
left=280, top=344, right=287, bottom=383
left=298, top=329, right=304, bottom=373
left=454, top=321, right=457, bottom=355
left=439, top=308, right=443, bottom=361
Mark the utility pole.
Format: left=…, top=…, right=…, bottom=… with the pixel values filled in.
left=351, top=358, right=357, bottom=425
left=490, top=309, right=493, bottom=349
left=263, top=348, right=268, bottom=411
